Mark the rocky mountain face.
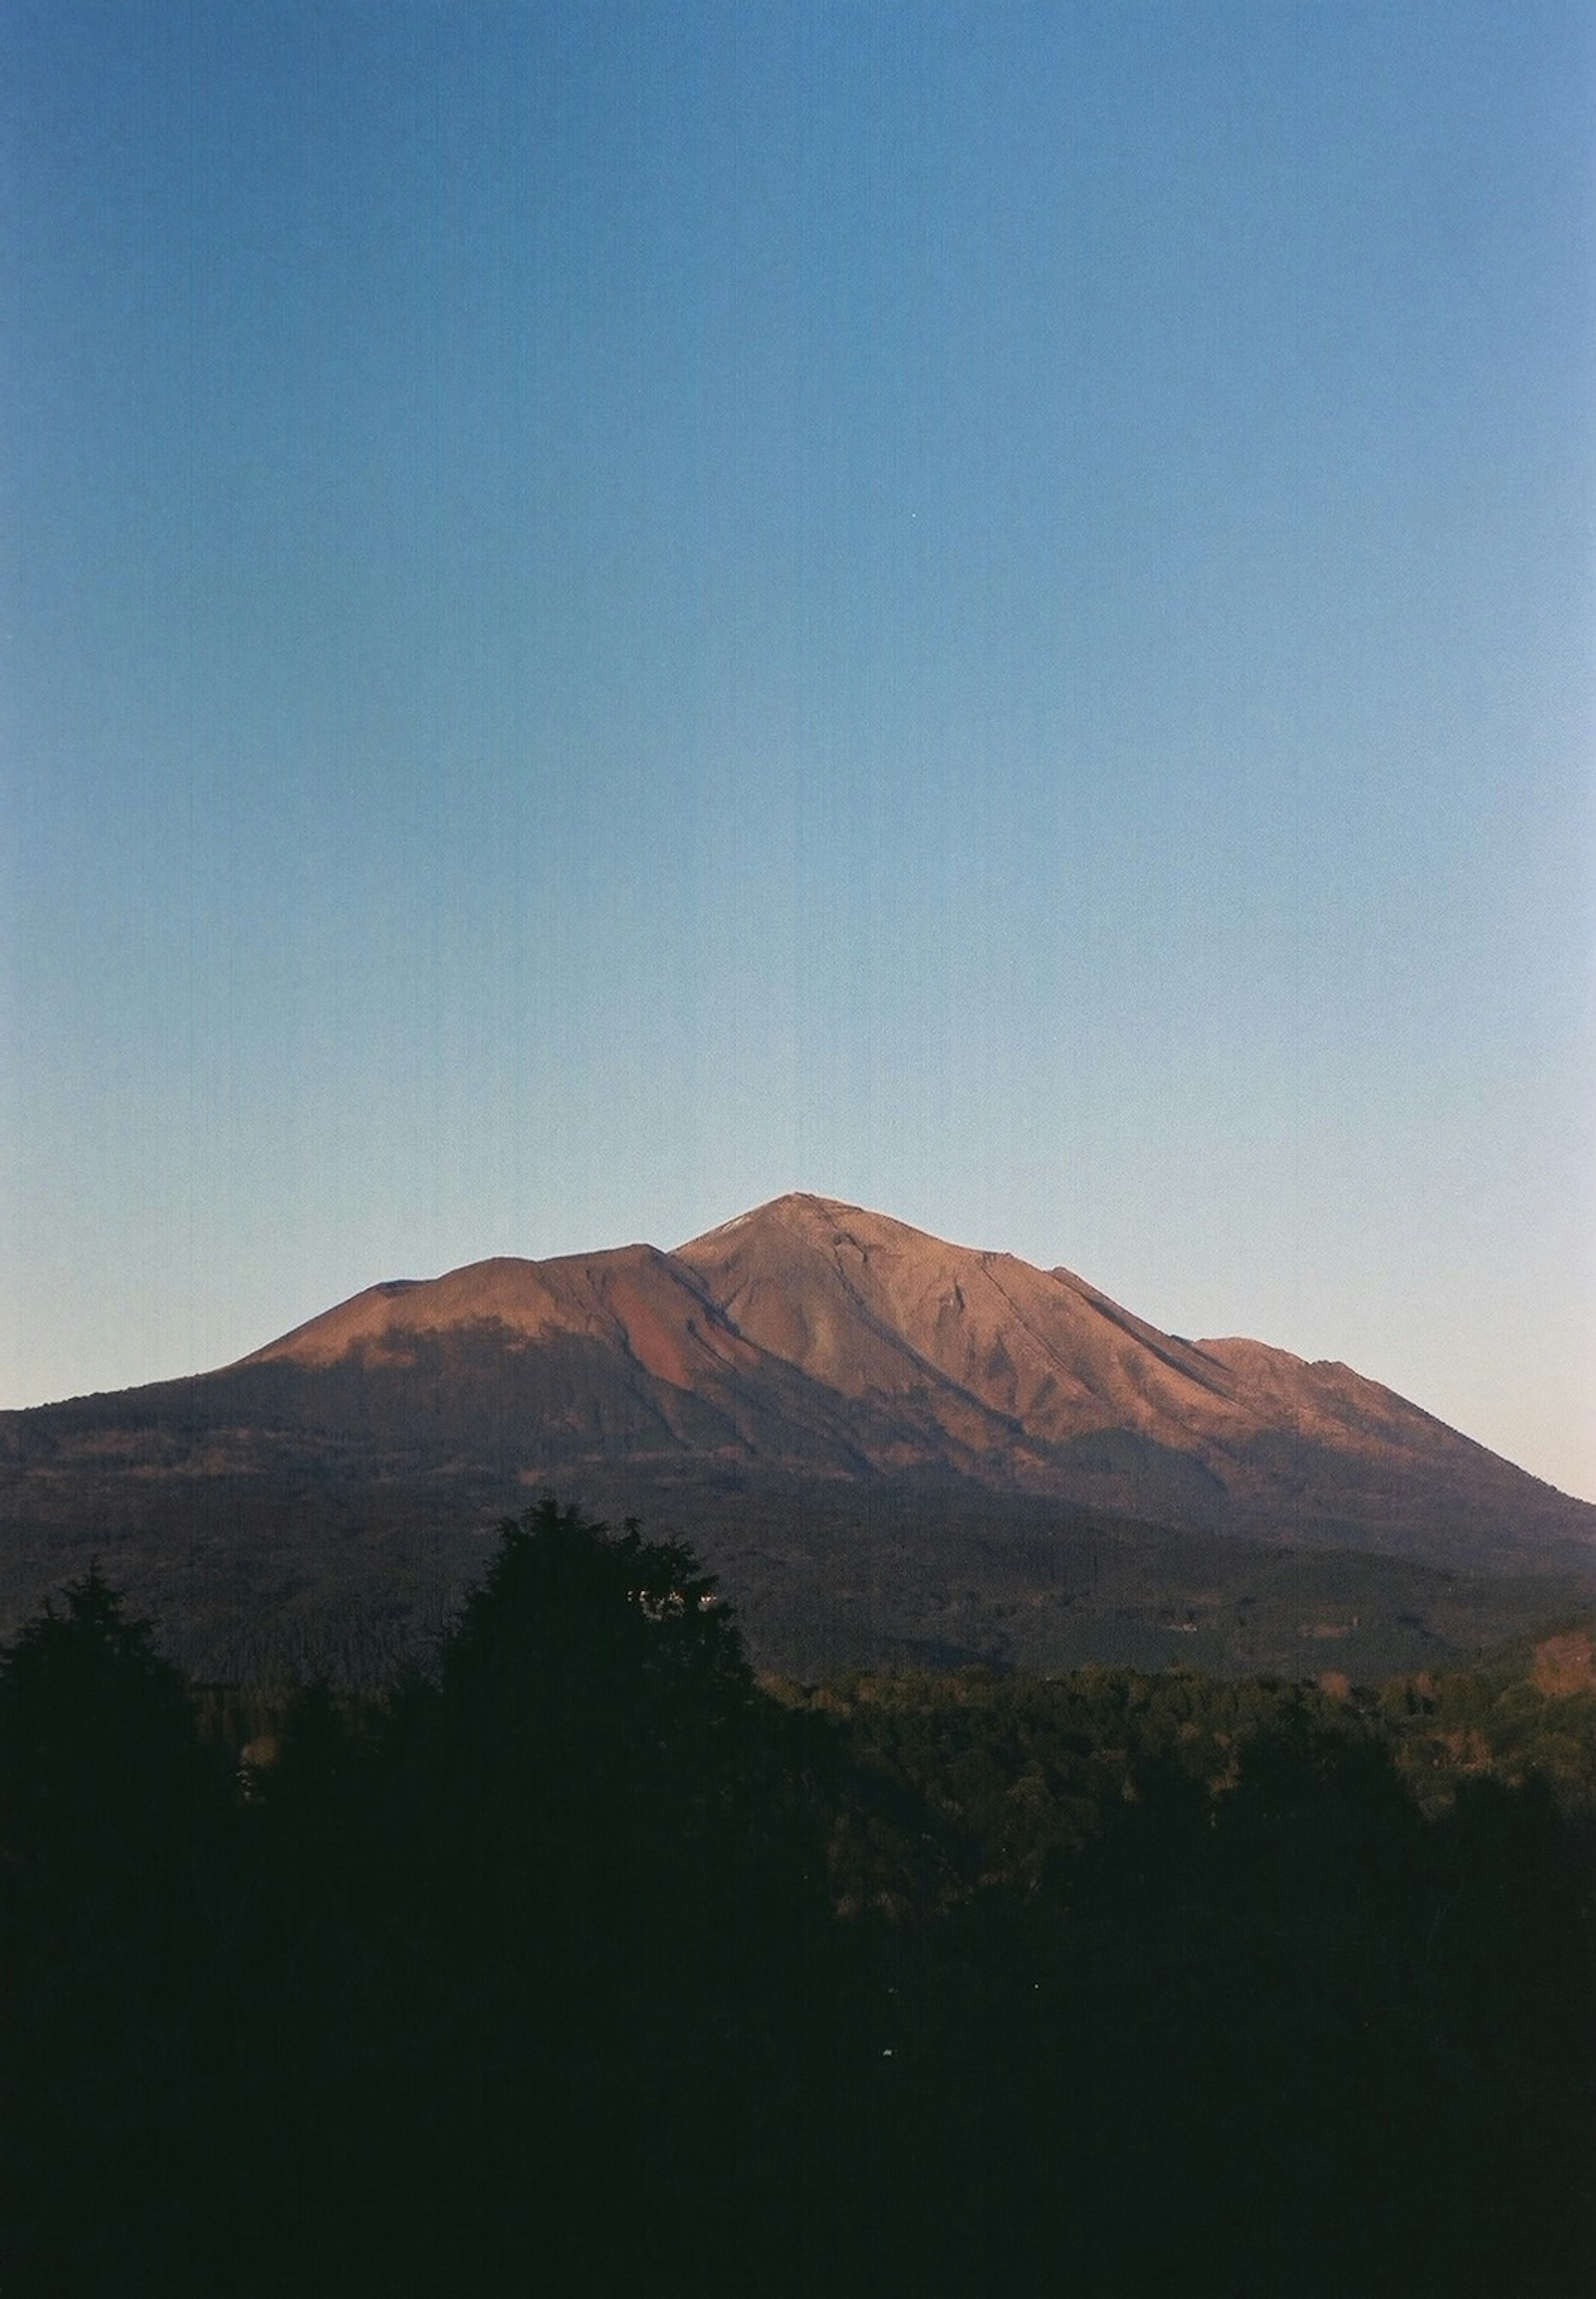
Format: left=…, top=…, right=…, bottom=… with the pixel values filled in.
left=217, top=1192, right=1588, bottom=1566
left=2, top=1193, right=1591, bottom=1681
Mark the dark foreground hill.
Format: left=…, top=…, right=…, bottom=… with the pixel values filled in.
left=2, top=1194, right=1592, bottom=1681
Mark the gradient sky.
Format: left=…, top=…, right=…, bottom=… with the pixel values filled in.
left=5, top=2, right=1594, bottom=1501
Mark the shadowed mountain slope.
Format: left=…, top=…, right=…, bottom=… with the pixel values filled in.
left=2, top=1195, right=1591, bottom=1681
left=676, top=1197, right=1590, bottom=1565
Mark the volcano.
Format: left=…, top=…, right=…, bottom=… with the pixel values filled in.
left=217, top=1191, right=1589, bottom=1564
left=3, top=1195, right=1591, bottom=1680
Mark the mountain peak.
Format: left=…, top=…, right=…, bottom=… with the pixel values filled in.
left=678, top=1192, right=975, bottom=1260
left=680, top=1190, right=866, bottom=1236
left=139, top=1192, right=1590, bottom=1572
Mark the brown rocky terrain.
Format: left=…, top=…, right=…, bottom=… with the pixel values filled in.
left=2, top=1193, right=1591, bottom=1681
left=229, top=1191, right=1596, bottom=1564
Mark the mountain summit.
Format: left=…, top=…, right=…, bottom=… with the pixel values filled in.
left=212, top=1190, right=1584, bottom=1569
left=5, top=1193, right=1593, bottom=1682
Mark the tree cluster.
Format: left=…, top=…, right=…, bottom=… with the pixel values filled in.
left=2, top=1505, right=1593, bottom=2296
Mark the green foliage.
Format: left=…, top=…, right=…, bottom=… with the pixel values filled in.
left=800, top=1662, right=1382, bottom=1912
left=1378, top=1657, right=1596, bottom=1813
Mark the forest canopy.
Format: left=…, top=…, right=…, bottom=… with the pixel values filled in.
left=3, top=1500, right=1593, bottom=2297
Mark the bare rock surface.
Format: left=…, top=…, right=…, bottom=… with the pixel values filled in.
left=3, top=1193, right=1591, bottom=1680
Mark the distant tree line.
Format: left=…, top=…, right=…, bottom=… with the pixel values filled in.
left=2, top=1501, right=1593, bottom=2295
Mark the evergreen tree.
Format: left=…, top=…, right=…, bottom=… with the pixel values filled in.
left=0, top=1563, right=212, bottom=1870
left=0, top=1568, right=237, bottom=2294
left=293, top=1499, right=835, bottom=2294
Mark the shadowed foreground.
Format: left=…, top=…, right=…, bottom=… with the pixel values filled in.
left=4, top=1501, right=1593, bottom=2296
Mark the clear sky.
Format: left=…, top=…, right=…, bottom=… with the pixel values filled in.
left=5, top=2, right=1594, bottom=1502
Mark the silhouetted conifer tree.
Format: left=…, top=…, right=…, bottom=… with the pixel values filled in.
left=0, top=1567, right=238, bottom=2294
left=265, top=1498, right=835, bottom=2295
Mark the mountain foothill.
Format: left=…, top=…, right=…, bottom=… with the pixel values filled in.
left=3, top=1194, right=1592, bottom=1683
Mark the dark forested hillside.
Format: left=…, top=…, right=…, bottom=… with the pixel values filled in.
left=4, top=1504, right=1593, bottom=2296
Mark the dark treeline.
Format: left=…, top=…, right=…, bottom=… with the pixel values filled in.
left=4, top=1501, right=1593, bottom=2296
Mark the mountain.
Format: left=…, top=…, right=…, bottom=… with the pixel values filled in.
left=227, top=1192, right=1587, bottom=1563
left=2, top=1193, right=1592, bottom=1681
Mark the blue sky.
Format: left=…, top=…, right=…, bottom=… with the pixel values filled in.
left=5, top=2, right=1594, bottom=1501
